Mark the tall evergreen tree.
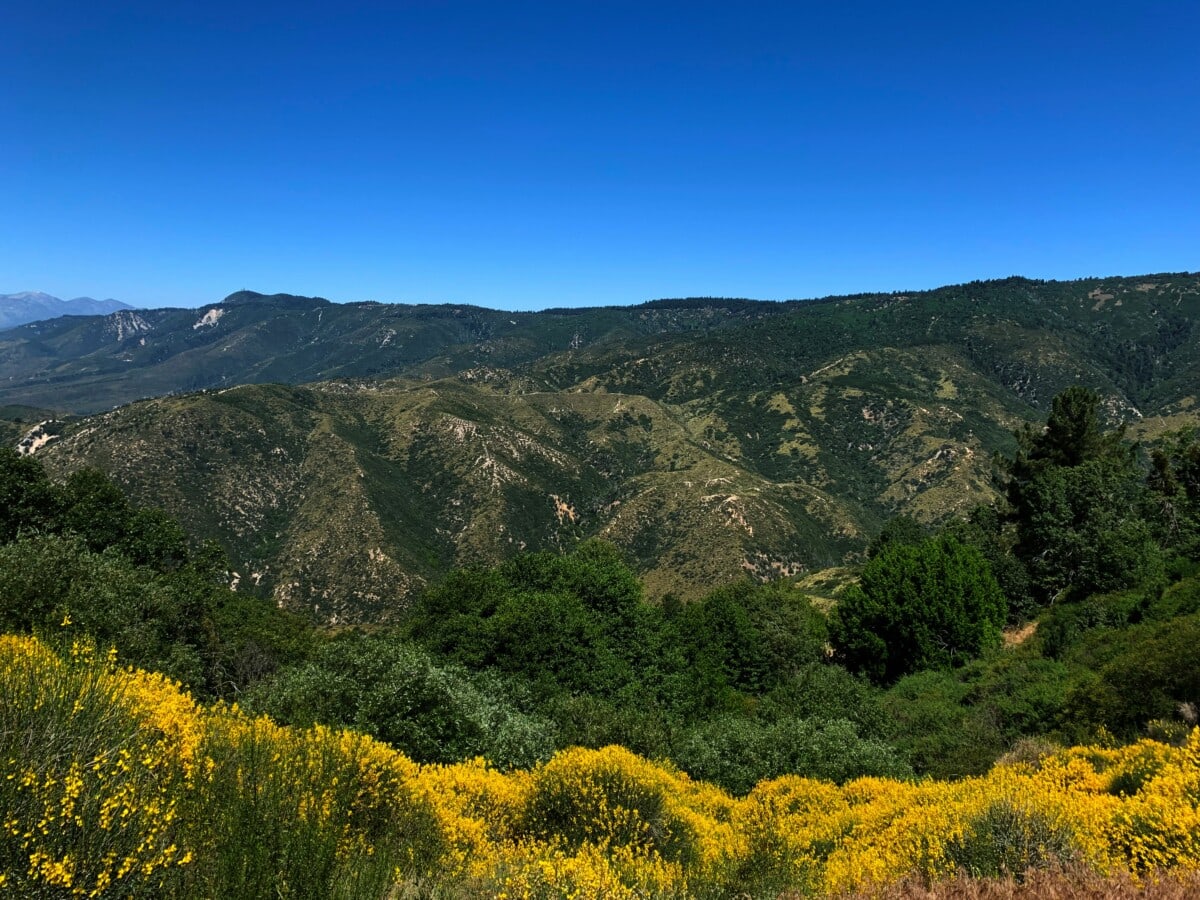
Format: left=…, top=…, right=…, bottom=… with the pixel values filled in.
left=1002, top=388, right=1161, bottom=600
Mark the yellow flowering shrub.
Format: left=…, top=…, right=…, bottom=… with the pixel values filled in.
left=119, top=666, right=204, bottom=776
left=514, top=744, right=744, bottom=889
left=412, top=757, right=531, bottom=878
left=1103, top=731, right=1200, bottom=873
left=485, top=841, right=686, bottom=900
left=5, top=633, right=1200, bottom=898
left=0, top=635, right=191, bottom=897
left=732, top=776, right=853, bottom=895
left=178, top=707, right=445, bottom=897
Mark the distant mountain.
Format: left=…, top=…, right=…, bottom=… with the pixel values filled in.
left=13, top=272, right=1200, bottom=622
left=0, top=292, right=132, bottom=331
left=0, top=290, right=783, bottom=413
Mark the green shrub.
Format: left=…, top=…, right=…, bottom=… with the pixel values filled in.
left=0, top=535, right=208, bottom=688
left=1064, top=612, right=1200, bottom=737
left=761, top=663, right=890, bottom=738
left=945, top=799, right=1078, bottom=878
left=882, top=669, right=1006, bottom=778
left=1039, top=588, right=1149, bottom=658
left=832, top=535, right=1006, bottom=683
left=1144, top=573, right=1200, bottom=620
left=249, top=633, right=556, bottom=768
left=676, top=715, right=910, bottom=795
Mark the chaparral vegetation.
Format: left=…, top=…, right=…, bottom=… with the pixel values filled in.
left=3, top=633, right=1200, bottom=898
left=3, top=357, right=1200, bottom=896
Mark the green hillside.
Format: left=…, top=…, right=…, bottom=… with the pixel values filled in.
left=0, top=291, right=784, bottom=413
left=33, top=379, right=862, bottom=619
left=12, top=272, right=1197, bottom=621
left=4, top=274, right=1197, bottom=416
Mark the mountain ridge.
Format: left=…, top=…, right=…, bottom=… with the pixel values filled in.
left=12, top=271, right=1199, bottom=621
left=1, top=271, right=1195, bottom=414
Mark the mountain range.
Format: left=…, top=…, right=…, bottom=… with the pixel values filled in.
left=0, top=291, right=131, bottom=332
left=5, top=272, right=1199, bottom=622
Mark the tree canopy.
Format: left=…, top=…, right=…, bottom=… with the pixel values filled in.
left=1002, top=387, right=1162, bottom=600
left=832, top=535, right=1006, bottom=684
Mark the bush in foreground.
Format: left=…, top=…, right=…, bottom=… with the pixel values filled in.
left=4, top=634, right=1200, bottom=898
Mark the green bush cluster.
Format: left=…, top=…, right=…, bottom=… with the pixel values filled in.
left=0, top=450, right=316, bottom=697
left=402, top=545, right=902, bottom=791
left=245, top=632, right=557, bottom=769
left=5, top=382, right=1200, bottom=792
left=832, top=535, right=1006, bottom=684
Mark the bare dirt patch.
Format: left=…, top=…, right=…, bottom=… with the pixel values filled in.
left=1003, top=621, right=1038, bottom=648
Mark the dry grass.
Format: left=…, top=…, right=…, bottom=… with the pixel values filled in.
left=1002, top=621, right=1038, bottom=648
left=823, top=869, right=1200, bottom=899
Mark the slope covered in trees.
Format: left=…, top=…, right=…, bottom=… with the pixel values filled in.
left=2, top=273, right=1199, bottom=416
left=3, top=383, right=1200, bottom=895
left=16, top=273, right=1200, bottom=620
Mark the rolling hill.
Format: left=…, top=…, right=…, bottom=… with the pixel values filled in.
left=12, top=272, right=1200, bottom=621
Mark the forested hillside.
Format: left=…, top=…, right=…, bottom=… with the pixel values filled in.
left=2, top=382, right=1200, bottom=897
left=13, top=272, right=1200, bottom=617
left=2, top=275, right=1199, bottom=415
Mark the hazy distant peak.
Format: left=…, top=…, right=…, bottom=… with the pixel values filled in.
left=5, top=291, right=59, bottom=302
left=0, top=292, right=133, bottom=331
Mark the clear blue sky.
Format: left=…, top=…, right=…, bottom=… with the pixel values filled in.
left=4, top=1, right=1198, bottom=310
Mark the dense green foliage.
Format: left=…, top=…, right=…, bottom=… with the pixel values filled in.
left=399, top=546, right=861, bottom=785
left=4, top=374, right=1200, bottom=793
left=822, top=387, right=1200, bottom=774
left=0, top=449, right=316, bottom=696
left=1148, top=428, right=1200, bottom=559
left=674, top=715, right=910, bottom=794
left=832, top=535, right=1006, bottom=683
left=244, top=632, right=556, bottom=769
left=1005, top=387, right=1164, bottom=600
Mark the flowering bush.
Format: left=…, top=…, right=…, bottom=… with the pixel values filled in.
left=0, top=636, right=191, bottom=897
left=4, top=634, right=1200, bottom=898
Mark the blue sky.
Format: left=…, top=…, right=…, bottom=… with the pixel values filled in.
left=4, top=1, right=1198, bottom=310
